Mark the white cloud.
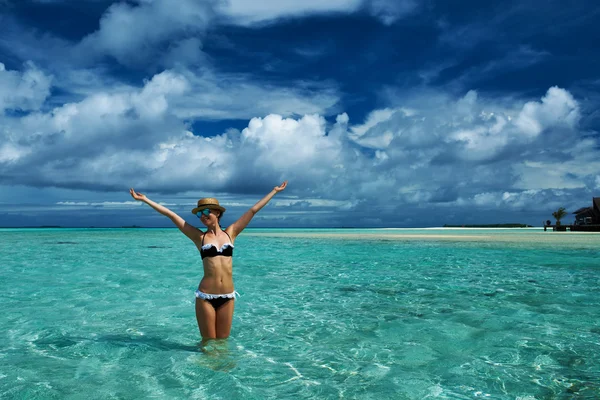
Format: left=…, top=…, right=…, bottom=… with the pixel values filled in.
left=0, top=65, right=338, bottom=178
left=73, top=0, right=416, bottom=68
left=449, top=189, right=554, bottom=212
left=77, top=0, right=213, bottom=66
left=1, top=77, right=597, bottom=227
left=364, top=87, right=582, bottom=162
left=501, top=190, right=542, bottom=208
left=513, top=160, right=600, bottom=190
left=241, top=114, right=337, bottom=168
left=162, top=38, right=207, bottom=68
left=0, top=62, right=52, bottom=113
left=133, top=71, right=189, bottom=118
left=352, top=108, right=396, bottom=137
left=0, top=143, right=30, bottom=163
left=168, top=69, right=339, bottom=120
left=220, top=0, right=418, bottom=25
left=31, top=64, right=338, bottom=123
left=0, top=0, right=417, bottom=79
left=274, top=199, right=356, bottom=208
left=515, top=86, right=579, bottom=137
left=219, top=0, right=362, bottom=25
left=366, top=0, right=418, bottom=25
left=473, top=192, right=500, bottom=207
left=0, top=2, right=596, bottom=227
left=57, top=201, right=143, bottom=207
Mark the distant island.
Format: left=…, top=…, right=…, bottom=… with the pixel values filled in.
left=443, top=224, right=532, bottom=228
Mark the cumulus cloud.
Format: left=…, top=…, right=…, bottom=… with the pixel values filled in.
left=0, top=0, right=419, bottom=78
left=0, top=2, right=597, bottom=228
left=73, top=0, right=402, bottom=68
left=0, top=66, right=596, bottom=226
left=514, top=87, right=579, bottom=136
left=77, top=0, right=214, bottom=66
left=65, top=0, right=416, bottom=70
left=456, top=189, right=554, bottom=212
left=0, top=62, right=52, bottom=113
left=167, top=69, right=339, bottom=120
left=239, top=114, right=339, bottom=170
left=0, top=67, right=341, bottom=192
left=349, top=108, right=397, bottom=149
left=513, top=158, right=600, bottom=191
left=362, top=87, right=581, bottom=163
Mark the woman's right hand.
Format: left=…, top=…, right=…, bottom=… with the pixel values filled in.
left=129, top=188, right=147, bottom=202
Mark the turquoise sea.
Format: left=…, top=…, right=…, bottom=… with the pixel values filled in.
left=1, top=228, right=599, bottom=399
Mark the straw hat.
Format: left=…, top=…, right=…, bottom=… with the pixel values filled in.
left=191, top=198, right=226, bottom=215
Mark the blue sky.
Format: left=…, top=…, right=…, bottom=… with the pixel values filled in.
left=0, top=0, right=599, bottom=228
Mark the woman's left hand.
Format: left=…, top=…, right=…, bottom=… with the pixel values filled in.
left=129, top=188, right=147, bottom=202
left=274, top=181, right=288, bottom=192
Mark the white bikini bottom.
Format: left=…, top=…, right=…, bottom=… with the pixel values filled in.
left=194, top=290, right=239, bottom=300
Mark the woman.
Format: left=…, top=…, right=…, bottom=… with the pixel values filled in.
left=129, top=181, right=287, bottom=339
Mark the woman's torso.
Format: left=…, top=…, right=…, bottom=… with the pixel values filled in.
left=195, top=230, right=235, bottom=293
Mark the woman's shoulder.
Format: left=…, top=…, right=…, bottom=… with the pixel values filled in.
left=223, top=226, right=236, bottom=242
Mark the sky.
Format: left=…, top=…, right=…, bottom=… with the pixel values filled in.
left=0, top=0, right=599, bottom=228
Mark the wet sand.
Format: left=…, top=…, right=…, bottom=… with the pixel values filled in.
left=244, top=229, right=600, bottom=247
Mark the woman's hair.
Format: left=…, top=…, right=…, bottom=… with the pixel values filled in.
left=217, top=211, right=223, bottom=228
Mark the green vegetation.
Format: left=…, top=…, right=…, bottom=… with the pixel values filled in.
left=552, top=207, right=568, bottom=225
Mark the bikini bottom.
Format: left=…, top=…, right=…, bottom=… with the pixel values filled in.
left=195, top=289, right=239, bottom=310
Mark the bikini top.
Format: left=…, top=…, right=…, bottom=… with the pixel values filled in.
left=200, top=231, right=234, bottom=260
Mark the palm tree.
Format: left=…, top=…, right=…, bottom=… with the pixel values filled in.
left=552, top=207, right=568, bottom=226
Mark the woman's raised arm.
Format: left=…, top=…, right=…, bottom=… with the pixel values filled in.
left=129, top=188, right=202, bottom=243
left=227, top=181, right=287, bottom=239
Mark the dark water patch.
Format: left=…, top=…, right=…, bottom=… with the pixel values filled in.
left=373, top=288, right=403, bottom=297
left=40, top=334, right=200, bottom=352
left=338, top=286, right=404, bottom=297
left=54, top=241, right=78, bottom=245
left=34, top=337, right=79, bottom=348
left=556, top=353, right=586, bottom=368
left=407, top=311, right=424, bottom=318
left=565, top=380, right=600, bottom=395
left=95, top=334, right=199, bottom=352
left=147, top=246, right=171, bottom=249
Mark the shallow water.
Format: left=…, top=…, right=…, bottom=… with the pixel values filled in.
left=1, top=228, right=599, bottom=399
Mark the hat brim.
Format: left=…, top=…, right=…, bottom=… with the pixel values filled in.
left=191, top=205, right=226, bottom=215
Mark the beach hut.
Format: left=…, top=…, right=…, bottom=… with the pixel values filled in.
left=572, top=197, right=600, bottom=231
